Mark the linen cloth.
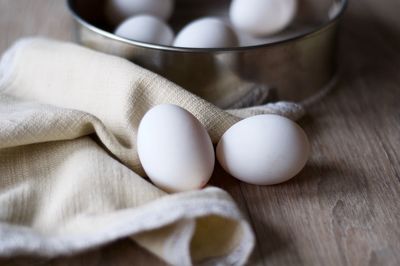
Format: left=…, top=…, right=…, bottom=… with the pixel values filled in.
left=0, top=38, right=304, bottom=265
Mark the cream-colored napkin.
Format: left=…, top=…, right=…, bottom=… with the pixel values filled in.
left=0, top=38, right=304, bottom=265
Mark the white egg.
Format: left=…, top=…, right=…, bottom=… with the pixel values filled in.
left=137, top=104, right=215, bottom=193
left=106, top=0, right=174, bottom=24
left=114, top=15, right=174, bottom=46
left=216, top=114, right=310, bottom=185
left=173, top=18, right=239, bottom=48
left=230, top=0, right=297, bottom=37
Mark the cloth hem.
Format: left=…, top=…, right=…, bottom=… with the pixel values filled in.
left=0, top=187, right=254, bottom=266
left=0, top=38, right=35, bottom=92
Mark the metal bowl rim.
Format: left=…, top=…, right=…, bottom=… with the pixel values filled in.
left=66, top=0, right=348, bottom=53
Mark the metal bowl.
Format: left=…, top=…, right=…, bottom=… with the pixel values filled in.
left=67, top=0, right=347, bottom=108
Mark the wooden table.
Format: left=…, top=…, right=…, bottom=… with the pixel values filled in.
left=1, top=0, right=399, bottom=265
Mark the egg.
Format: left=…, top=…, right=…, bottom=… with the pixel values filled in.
left=230, top=0, right=297, bottom=37
left=173, top=18, right=239, bottom=48
left=137, top=104, right=215, bottom=193
left=114, top=15, right=174, bottom=46
left=106, top=0, right=174, bottom=24
left=216, top=114, right=310, bottom=185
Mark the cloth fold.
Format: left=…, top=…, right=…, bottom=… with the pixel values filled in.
left=0, top=38, right=304, bottom=265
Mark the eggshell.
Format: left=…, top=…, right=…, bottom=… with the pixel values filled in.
left=137, top=104, right=215, bottom=193
left=216, top=114, right=310, bottom=185
left=114, top=15, right=174, bottom=46
left=106, top=0, right=174, bottom=24
left=173, top=18, right=238, bottom=48
left=230, top=0, right=297, bottom=37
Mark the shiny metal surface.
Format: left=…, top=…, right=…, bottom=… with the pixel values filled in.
left=66, top=0, right=347, bottom=106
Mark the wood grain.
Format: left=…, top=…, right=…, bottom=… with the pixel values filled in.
left=1, top=0, right=399, bottom=265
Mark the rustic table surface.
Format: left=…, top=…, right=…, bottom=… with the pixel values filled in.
left=1, top=0, right=399, bottom=265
